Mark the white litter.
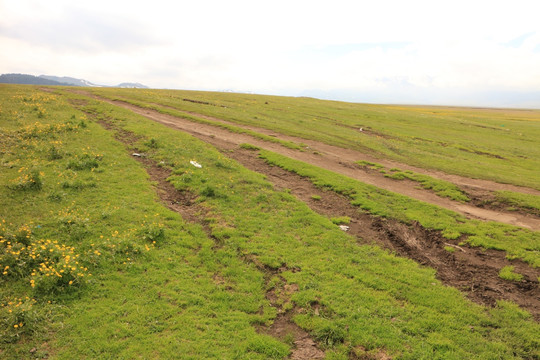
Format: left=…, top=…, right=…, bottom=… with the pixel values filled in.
left=190, top=160, right=202, bottom=168
left=132, top=153, right=142, bottom=157
left=339, top=225, right=350, bottom=231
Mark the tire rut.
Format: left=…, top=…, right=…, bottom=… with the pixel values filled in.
left=226, top=147, right=540, bottom=321
left=74, top=100, right=327, bottom=358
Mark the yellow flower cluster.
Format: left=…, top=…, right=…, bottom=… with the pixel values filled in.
left=8, top=166, right=43, bottom=191
left=1, top=297, right=36, bottom=314
left=28, top=239, right=91, bottom=292
left=0, top=297, right=37, bottom=333
left=12, top=92, right=58, bottom=104
left=18, top=121, right=80, bottom=139
left=56, top=204, right=90, bottom=227
left=1, top=221, right=90, bottom=293
left=0, top=296, right=40, bottom=342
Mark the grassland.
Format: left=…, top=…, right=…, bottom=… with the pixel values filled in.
left=88, top=87, right=540, bottom=190
left=1, top=85, right=539, bottom=359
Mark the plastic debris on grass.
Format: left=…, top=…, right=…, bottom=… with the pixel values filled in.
left=190, top=160, right=202, bottom=168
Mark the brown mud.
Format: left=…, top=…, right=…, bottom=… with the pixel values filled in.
left=249, top=258, right=325, bottom=360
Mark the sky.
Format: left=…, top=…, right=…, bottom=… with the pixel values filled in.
left=1, top=0, right=540, bottom=108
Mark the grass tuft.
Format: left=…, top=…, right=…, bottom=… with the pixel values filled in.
left=498, top=266, right=523, bottom=282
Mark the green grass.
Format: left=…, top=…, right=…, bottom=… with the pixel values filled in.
left=88, top=87, right=540, bottom=190
left=444, top=246, right=456, bottom=253
left=331, top=216, right=351, bottom=225
left=2, top=85, right=539, bottom=359
left=239, top=143, right=261, bottom=151
left=356, top=160, right=385, bottom=170
left=98, top=93, right=305, bottom=151
left=260, top=150, right=540, bottom=267
left=498, top=266, right=524, bottom=282
left=495, top=191, right=540, bottom=214
left=357, top=160, right=470, bottom=202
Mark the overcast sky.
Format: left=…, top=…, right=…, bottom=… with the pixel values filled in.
left=1, top=0, right=540, bottom=108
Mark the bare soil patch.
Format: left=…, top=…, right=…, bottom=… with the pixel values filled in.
left=270, top=313, right=325, bottom=360
left=250, top=260, right=325, bottom=360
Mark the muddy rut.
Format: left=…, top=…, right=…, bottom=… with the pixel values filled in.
left=76, top=91, right=540, bottom=231
left=226, top=147, right=540, bottom=321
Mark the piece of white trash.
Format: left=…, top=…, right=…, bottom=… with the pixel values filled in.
left=190, top=160, right=202, bottom=168
left=132, top=153, right=142, bottom=157
left=339, top=225, right=350, bottom=231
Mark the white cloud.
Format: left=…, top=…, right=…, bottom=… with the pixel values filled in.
left=1, top=0, right=540, bottom=107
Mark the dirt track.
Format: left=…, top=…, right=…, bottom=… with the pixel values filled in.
left=69, top=93, right=540, bottom=322
left=84, top=93, right=540, bottom=231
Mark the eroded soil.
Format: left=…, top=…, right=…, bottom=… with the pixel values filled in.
left=226, top=147, right=540, bottom=321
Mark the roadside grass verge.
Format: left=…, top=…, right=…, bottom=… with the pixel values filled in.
left=88, top=87, right=540, bottom=190
left=65, top=92, right=540, bottom=359
left=260, top=150, right=540, bottom=268
left=356, top=160, right=470, bottom=202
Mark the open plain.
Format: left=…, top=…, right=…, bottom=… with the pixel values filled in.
left=1, top=84, right=539, bottom=359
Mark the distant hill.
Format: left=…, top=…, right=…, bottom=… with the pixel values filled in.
left=0, top=73, right=149, bottom=88
left=117, top=82, right=149, bottom=89
left=39, top=75, right=99, bottom=87
left=0, top=73, right=65, bottom=86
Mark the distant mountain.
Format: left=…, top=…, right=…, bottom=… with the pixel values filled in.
left=39, top=75, right=99, bottom=87
left=117, top=82, right=149, bottom=89
left=0, top=73, right=149, bottom=89
left=0, top=73, right=65, bottom=86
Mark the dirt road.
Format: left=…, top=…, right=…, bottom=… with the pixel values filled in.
left=83, top=94, right=539, bottom=231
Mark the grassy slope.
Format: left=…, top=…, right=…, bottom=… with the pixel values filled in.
left=1, top=85, right=539, bottom=359
left=0, top=86, right=283, bottom=359
left=89, top=87, right=540, bottom=190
